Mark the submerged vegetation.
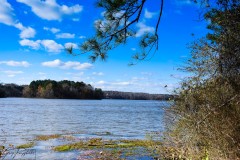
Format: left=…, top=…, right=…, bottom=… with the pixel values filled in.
left=0, top=134, right=163, bottom=159
left=16, top=142, right=35, bottom=149
left=53, top=138, right=161, bottom=152
left=35, top=134, right=61, bottom=141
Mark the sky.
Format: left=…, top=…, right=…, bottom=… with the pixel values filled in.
left=0, top=0, right=208, bottom=94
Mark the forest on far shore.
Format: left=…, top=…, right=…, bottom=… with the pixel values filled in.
left=0, top=80, right=103, bottom=99
left=0, top=80, right=174, bottom=100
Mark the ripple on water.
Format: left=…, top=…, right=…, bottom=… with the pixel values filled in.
left=1, top=98, right=168, bottom=159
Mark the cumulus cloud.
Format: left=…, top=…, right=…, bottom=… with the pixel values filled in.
left=15, top=23, right=36, bottom=38
left=19, top=39, right=63, bottom=53
left=56, top=33, right=75, bottom=39
left=135, top=22, right=154, bottom=37
left=19, top=39, right=41, bottom=49
left=20, top=27, right=36, bottom=38
left=0, top=1, right=36, bottom=39
left=41, top=40, right=64, bottom=52
left=0, top=60, right=30, bottom=67
left=0, top=0, right=15, bottom=25
left=43, top=27, right=60, bottom=33
left=42, top=59, right=93, bottom=70
left=16, top=0, right=83, bottom=21
left=64, top=42, right=78, bottom=49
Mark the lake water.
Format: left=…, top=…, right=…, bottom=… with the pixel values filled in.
left=0, top=98, right=168, bottom=159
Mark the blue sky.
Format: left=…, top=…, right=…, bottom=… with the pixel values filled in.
left=0, top=0, right=208, bottom=94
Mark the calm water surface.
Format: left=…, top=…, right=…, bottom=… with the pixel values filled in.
left=0, top=98, right=168, bottom=159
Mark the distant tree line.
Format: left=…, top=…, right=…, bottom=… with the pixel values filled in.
left=0, top=80, right=104, bottom=99
left=0, top=83, right=24, bottom=98
left=0, top=81, right=174, bottom=100
left=104, top=91, right=175, bottom=100
left=23, top=80, right=104, bottom=99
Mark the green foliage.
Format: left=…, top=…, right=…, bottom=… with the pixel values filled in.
left=163, top=1, right=240, bottom=159
left=67, top=0, right=163, bottom=64
left=0, top=83, right=24, bottom=97
left=0, top=86, right=5, bottom=98
left=35, top=134, right=61, bottom=141
left=205, top=2, right=240, bottom=92
left=53, top=138, right=161, bottom=151
left=16, top=142, right=35, bottom=149
left=23, top=80, right=104, bottom=99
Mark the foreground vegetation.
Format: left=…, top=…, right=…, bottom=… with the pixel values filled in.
left=162, top=0, right=240, bottom=159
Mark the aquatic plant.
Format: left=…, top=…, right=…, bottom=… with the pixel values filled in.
left=16, top=142, right=35, bottom=149
left=35, top=134, right=61, bottom=141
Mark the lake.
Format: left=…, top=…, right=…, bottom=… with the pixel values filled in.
left=0, top=98, right=168, bottom=159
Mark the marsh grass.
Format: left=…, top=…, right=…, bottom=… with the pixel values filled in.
left=35, top=134, right=61, bottom=141
left=54, top=138, right=161, bottom=152
left=53, top=138, right=162, bottom=159
left=16, top=142, right=35, bottom=149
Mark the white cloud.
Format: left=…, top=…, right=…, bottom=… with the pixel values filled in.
left=42, top=59, right=93, bottom=70
left=144, top=9, right=156, bottom=19
left=136, top=22, right=154, bottom=37
left=15, top=23, right=36, bottom=38
left=19, top=39, right=41, bottom=49
left=2, top=70, right=24, bottom=77
left=0, top=60, right=30, bottom=67
left=0, top=0, right=14, bottom=25
left=95, top=80, right=132, bottom=87
left=64, top=42, right=78, bottom=49
left=16, top=0, right=83, bottom=21
left=96, top=80, right=106, bottom=85
left=41, top=39, right=64, bottom=52
left=43, top=27, right=60, bottom=33
left=42, top=59, right=62, bottom=67
left=56, top=33, right=75, bottom=39
left=0, top=1, right=36, bottom=39
left=112, top=81, right=132, bottom=86
left=79, top=36, right=86, bottom=39
left=19, top=39, right=63, bottom=53
left=92, top=72, right=104, bottom=76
